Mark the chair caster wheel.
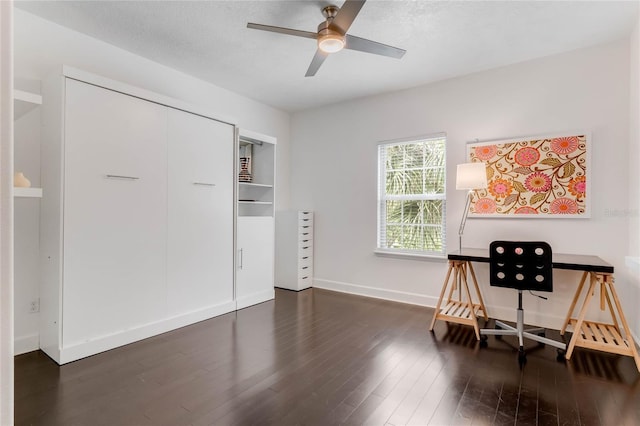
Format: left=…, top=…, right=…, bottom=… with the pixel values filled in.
left=556, top=349, right=566, bottom=362
left=518, top=348, right=527, bottom=366
left=479, top=335, right=488, bottom=348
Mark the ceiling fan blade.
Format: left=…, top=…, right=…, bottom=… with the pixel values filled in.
left=345, top=34, right=406, bottom=59
left=330, top=0, right=366, bottom=34
left=247, top=23, right=317, bottom=40
left=305, top=49, right=329, bottom=77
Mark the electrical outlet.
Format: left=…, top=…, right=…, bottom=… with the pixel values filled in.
left=29, top=298, right=40, bottom=313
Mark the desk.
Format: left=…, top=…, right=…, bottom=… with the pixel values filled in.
left=429, top=248, right=640, bottom=371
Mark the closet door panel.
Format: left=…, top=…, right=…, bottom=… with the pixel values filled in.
left=167, top=109, right=234, bottom=314
left=62, top=79, right=168, bottom=346
left=237, top=216, right=274, bottom=308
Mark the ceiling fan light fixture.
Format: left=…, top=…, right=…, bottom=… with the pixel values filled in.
left=318, top=33, right=345, bottom=53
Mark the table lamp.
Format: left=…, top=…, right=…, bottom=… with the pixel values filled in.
left=456, top=162, right=488, bottom=252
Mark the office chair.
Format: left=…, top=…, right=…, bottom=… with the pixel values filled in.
left=479, top=241, right=566, bottom=365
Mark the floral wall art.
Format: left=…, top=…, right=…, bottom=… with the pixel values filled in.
left=467, top=133, right=589, bottom=217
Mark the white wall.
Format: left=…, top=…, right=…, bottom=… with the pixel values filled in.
left=625, top=15, right=640, bottom=340
left=12, top=9, right=291, bottom=353
left=291, top=40, right=634, bottom=331
left=0, top=1, right=14, bottom=422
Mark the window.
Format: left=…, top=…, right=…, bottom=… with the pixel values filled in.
left=377, top=135, right=446, bottom=256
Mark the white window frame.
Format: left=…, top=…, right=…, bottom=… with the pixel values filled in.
left=376, top=134, right=447, bottom=258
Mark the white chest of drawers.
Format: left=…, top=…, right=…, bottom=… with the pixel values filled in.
left=275, top=211, right=314, bottom=291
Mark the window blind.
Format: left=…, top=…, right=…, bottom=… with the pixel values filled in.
left=377, top=134, right=447, bottom=256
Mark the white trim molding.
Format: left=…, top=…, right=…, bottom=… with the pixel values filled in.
left=58, top=301, right=236, bottom=364
left=14, top=333, right=38, bottom=356
left=0, top=1, right=14, bottom=423
left=313, top=278, right=568, bottom=331
left=313, top=278, right=440, bottom=307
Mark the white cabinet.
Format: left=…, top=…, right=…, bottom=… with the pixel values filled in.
left=40, top=67, right=237, bottom=364
left=167, top=108, right=235, bottom=315
left=236, top=129, right=276, bottom=308
left=275, top=211, right=314, bottom=291
left=237, top=217, right=275, bottom=309
left=62, top=79, right=168, bottom=347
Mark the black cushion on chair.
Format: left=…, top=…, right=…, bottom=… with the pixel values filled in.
left=489, top=241, right=553, bottom=292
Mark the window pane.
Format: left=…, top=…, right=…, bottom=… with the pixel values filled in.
left=385, top=225, right=403, bottom=248
left=424, top=168, right=445, bottom=193
left=422, top=226, right=443, bottom=252
left=422, top=200, right=443, bottom=224
left=401, top=201, right=422, bottom=224
left=403, top=169, right=423, bottom=195
left=404, top=144, right=424, bottom=168
left=386, top=200, right=402, bottom=224
left=425, top=141, right=445, bottom=166
left=403, top=225, right=422, bottom=249
left=386, top=145, right=404, bottom=170
left=386, top=170, right=404, bottom=195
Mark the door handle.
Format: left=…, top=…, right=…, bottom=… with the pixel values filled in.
left=106, top=174, right=139, bottom=180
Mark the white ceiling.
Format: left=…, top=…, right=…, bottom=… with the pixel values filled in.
left=15, top=0, right=639, bottom=112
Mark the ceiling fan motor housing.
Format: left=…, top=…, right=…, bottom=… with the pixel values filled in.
left=317, top=20, right=345, bottom=53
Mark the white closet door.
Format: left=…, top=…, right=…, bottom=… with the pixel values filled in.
left=167, top=109, right=234, bottom=314
left=63, top=79, right=168, bottom=346
left=237, top=216, right=275, bottom=309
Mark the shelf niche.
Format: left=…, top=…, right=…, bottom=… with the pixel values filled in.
left=238, top=132, right=275, bottom=217
left=14, top=89, right=42, bottom=119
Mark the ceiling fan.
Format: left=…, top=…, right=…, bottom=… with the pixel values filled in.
left=247, top=0, right=406, bottom=77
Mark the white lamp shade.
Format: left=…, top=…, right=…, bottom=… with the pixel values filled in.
left=456, top=162, right=488, bottom=190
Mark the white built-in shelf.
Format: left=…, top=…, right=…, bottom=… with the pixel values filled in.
left=14, top=187, right=43, bottom=198
left=239, top=182, right=273, bottom=188
left=14, top=89, right=42, bottom=119
left=238, top=201, right=273, bottom=205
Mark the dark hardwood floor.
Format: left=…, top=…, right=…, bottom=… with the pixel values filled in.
left=16, top=288, right=640, bottom=425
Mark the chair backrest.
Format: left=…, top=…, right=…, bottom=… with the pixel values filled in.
left=489, top=241, right=553, bottom=292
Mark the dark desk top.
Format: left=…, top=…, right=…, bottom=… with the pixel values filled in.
left=448, top=248, right=614, bottom=274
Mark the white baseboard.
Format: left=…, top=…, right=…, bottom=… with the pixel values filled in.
left=15, top=333, right=39, bottom=355
left=236, top=289, right=275, bottom=310
left=57, top=300, right=237, bottom=364
left=313, top=278, right=440, bottom=307
left=313, top=278, right=567, bottom=331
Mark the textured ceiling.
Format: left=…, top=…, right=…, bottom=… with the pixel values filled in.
left=15, top=0, right=639, bottom=112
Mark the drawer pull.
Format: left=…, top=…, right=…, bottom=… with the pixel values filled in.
left=302, top=266, right=308, bottom=269
left=301, top=276, right=308, bottom=279
left=302, top=240, right=309, bottom=242
left=106, top=174, right=139, bottom=180
left=302, top=246, right=309, bottom=249
left=193, top=182, right=216, bottom=187
left=302, top=226, right=309, bottom=228
left=302, top=257, right=309, bottom=259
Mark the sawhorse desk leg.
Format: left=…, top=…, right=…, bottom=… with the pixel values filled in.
left=561, top=271, right=640, bottom=372
left=429, top=260, right=488, bottom=340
